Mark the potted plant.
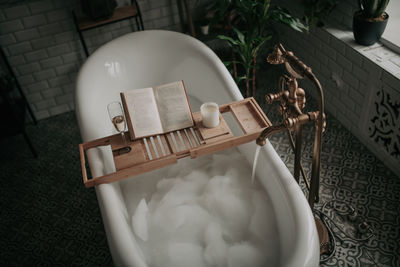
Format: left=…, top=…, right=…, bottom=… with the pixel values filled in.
left=217, top=0, right=308, bottom=98
left=199, top=19, right=210, bottom=35
left=81, top=0, right=117, bottom=21
left=194, top=0, right=239, bottom=36
left=353, top=0, right=390, bottom=46
left=302, top=0, right=338, bottom=27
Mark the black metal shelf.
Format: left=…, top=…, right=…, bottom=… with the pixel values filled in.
left=72, top=1, right=144, bottom=57
left=0, top=47, right=37, bottom=158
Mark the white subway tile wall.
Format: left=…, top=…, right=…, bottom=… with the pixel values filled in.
left=279, top=1, right=400, bottom=174
left=0, top=0, right=187, bottom=120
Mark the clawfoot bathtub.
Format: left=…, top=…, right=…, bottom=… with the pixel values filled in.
left=75, top=30, right=319, bottom=267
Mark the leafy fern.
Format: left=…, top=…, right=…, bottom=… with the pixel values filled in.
left=358, top=0, right=390, bottom=18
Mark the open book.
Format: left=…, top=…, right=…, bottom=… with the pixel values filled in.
left=121, top=80, right=194, bottom=140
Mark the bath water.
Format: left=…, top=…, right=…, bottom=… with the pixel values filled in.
left=251, top=146, right=262, bottom=185
left=130, top=149, right=279, bottom=267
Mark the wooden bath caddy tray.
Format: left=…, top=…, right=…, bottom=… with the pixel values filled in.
left=79, top=97, right=271, bottom=187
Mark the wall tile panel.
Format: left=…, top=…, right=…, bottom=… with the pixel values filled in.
left=0, top=0, right=196, bottom=122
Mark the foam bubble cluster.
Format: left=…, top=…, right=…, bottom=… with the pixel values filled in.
left=131, top=150, right=279, bottom=267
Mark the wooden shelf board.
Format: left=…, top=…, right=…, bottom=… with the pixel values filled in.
left=77, top=5, right=138, bottom=31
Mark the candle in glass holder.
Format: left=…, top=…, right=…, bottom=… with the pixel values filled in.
left=200, top=102, right=219, bottom=128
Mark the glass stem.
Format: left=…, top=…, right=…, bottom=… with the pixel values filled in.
left=121, top=131, right=127, bottom=146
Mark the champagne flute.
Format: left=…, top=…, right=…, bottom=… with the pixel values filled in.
left=107, top=101, right=128, bottom=146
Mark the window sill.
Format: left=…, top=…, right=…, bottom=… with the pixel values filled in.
left=381, top=38, right=400, bottom=56
left=381, top=1, right=400, bottom=56
left=325, top=26, right=400, bottom=83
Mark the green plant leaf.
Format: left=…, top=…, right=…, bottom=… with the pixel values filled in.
left=376, top=0, right=390, bottom=17
left=222, top=61, right=232, bottom=68
left=237, top=75, right=248, bottom=81
left=253, top=35, right=271, bottom=55
left=360, top=0, right=389, bottom=18
left=271, top=7, right=309, bottom=32
left=302, top=0, right=338, bottom=27
left=233, top=27, right=245, bottom=44
left=218, top=35, right=240, bottom=46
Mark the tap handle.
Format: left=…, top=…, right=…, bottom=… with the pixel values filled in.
left=265, top=92, right=282, bottom=104
left=285, top=113, right=310, bottom=128
left=284, top=111, right=322, bottom=129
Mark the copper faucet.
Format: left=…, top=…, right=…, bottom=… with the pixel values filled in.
left=256, top=44, right=326, bottom=209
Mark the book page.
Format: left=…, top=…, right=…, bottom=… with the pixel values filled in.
left=123, top=87, right=163, bottom=138
left=154, top=81, right=194, bottom=132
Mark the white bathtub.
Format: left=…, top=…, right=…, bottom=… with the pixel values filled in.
left=75, top=30, right=319, bottom=267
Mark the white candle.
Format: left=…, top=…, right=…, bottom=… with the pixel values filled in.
left=201, top=102, right=220, bottom=128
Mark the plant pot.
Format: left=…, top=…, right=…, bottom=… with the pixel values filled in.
left=82, top=0, right=117, bottom=21
left=200, top=24, right=210, bottom=35
left=353, top=11, right=389, bottom=46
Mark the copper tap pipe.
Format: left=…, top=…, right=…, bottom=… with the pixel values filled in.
left=256, top=124, right=287, bottom=146
left=286, top=130, right=311, bottom=190
left=294, top=124, right=302, bottom=183
left=307, top=73, right=324, bottom=208
left=258, top=44, right=325, bottom=210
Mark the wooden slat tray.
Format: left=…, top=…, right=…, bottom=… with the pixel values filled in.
left=79, top=97, right=272, bottom=187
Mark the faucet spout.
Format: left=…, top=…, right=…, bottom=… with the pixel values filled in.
left=256, top=124, right=286, bottom=146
